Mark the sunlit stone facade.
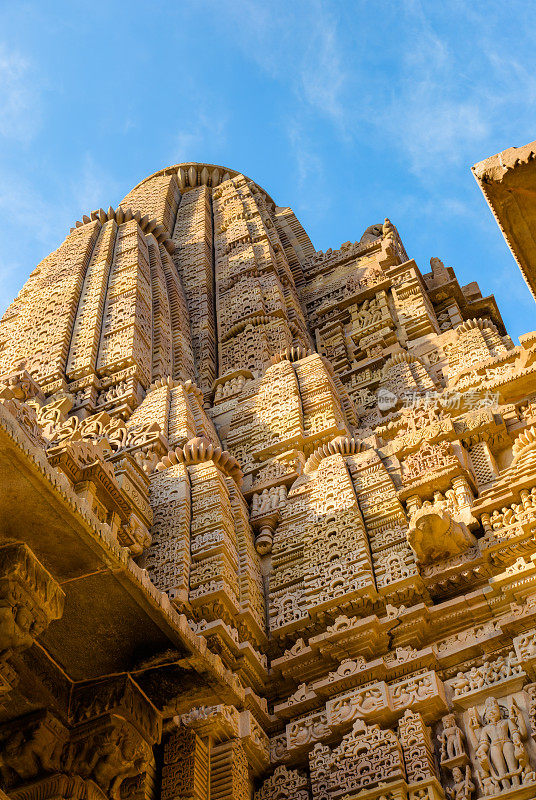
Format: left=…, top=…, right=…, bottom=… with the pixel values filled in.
left=0, top=157, right=536, bottom=800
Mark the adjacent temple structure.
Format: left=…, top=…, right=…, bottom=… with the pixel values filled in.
left=1, top=149, right=536, bottom=800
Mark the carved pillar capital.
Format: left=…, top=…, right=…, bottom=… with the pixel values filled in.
left=0, top=709, right=69, bottom=790
left=66, top=714, right=153, bottom=800
left=162, top=724, right=208, bottom=800
left=10, top=774, right=107, bottom=800
left=66, top=675, right=161, bottom=800
left=69, top=675, right=162, bottom=745
left=0, top=676, right=162, bottom=799
left=0, top=542, right=64, bottom=696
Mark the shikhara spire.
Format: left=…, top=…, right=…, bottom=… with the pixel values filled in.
left=0, top=156, right=536, bottom=800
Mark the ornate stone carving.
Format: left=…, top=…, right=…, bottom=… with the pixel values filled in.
left=156, top=437, right=243, bottom=484
left=1, top=155, right=536, bottom=800
left=0, top=711, right=68, bottom=789
left=255, top=765, right=310, bottom=800
left=447, top=766, right=475, bottom=800
left=161, top=725, right=208, bottom=800
left=66, top=717, right=152, bottom=800
left=407, top=506, right=476, bottom=565
left=467, top=696, right=535, bottom=794
left=448, top=653, right=525, bottom=707
left=330, top=718, right=405, bottom=796
left=438, top=714, right=468, bottom=767
left=398, top=709, right=437, bottom=783
left=0, top=543, right=64, bottom=662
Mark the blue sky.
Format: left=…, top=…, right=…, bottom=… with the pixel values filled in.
left=0, top=0, right=535, bottom=341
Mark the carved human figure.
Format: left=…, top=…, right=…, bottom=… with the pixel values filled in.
left=451, top=672, right=470, bottom=697
left=89, top=727, right=148, bottom=799
left=448, top=766, right=475, bottom=800
left=0, top=592, right=41, bottom=658
left=468, top=666, right=485, bottom=691
left=0, top=722, right=63, bottom=788
left=502, top=652, right=518, bottom=678
left=439, top=714, right=466, bottom=762
left=469, top=697, right=531, bottom=792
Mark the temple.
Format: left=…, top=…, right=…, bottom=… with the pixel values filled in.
left=473, top=139, right=536, bottom=301
left=0, top=153, right=536, bottom=800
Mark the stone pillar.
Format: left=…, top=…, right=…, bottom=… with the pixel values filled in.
left=66, top=675, right=161, bottom=800
left=210, top=740, right=249, bottom=800
left=451, top=476, right=473, bottom=512
left=162, top=725, right=209, bottom=800
left=398, top=709, right=437, bottom=783
left=309, top=742, right=330, bottom=800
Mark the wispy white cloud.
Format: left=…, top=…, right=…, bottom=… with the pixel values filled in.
left=287, top=120, right=323, bottom=187
left=173, top=110, right=228, bottom=164
left=371, top=11, right=486, bottom=175
left=200, top=0, right=536, bottom=182
left=286, top=118, right=329, bottom=224
left=195, top=0, right=349, bottom=206
left=72, top=153, right=119, bottom=215
left=393, top=192, right=477, bottom=224
left=199, top=0, right=349, bottom=134
left=373, top=1, right=536, bottom=175
left=0, top=42, right=42, bottom=143
left=385, top=96, right=489, bottom=176
left=296, top=5, right=348, bottom=134
left=0, top=154, right=119, bottom=314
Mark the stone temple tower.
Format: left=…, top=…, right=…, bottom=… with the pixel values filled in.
left=1, top=160, right=536, bottom=800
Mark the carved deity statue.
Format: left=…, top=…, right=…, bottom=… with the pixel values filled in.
left=407, top=505, right=476, bottom=565
left=468, top=696, right=534, bottom=793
